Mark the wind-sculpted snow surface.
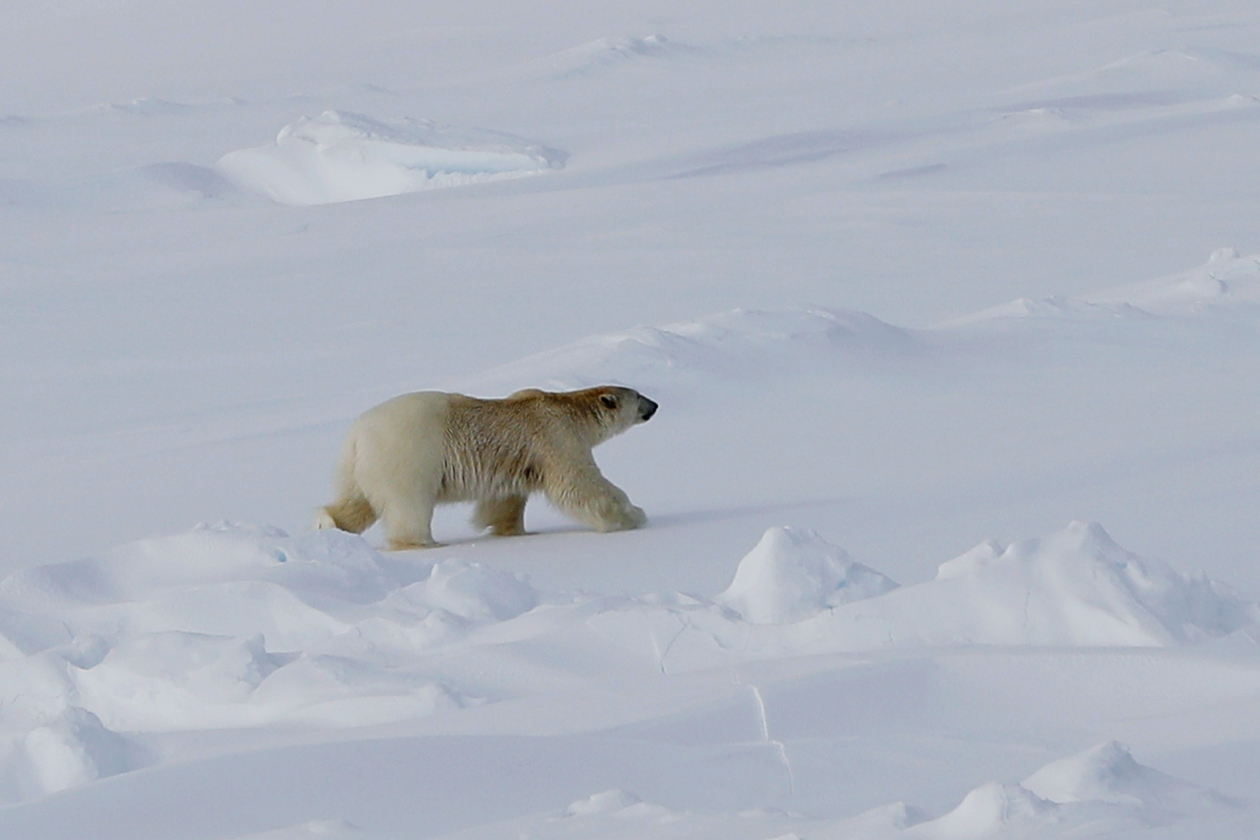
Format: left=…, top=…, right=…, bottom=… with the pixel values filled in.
left=0, top=523, right=539, bottom=798
left=524, top=34, right=701, bottom=79
left=951, top=249, right=1260, bottom=324
left=459, top=307, right=922, bottom=395
left=9, top=2, right=1260, bottom=837
left=887, top=741, right=1237, bottom=839
left=594, top=522, right=1260, bottom=672
left=217, top=111, right=564, bottom=205
left=0, top=520, right=1253, bottom=808
left=365, top=742, right=1235, bottom=839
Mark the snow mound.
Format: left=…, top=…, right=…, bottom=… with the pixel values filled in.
left=563, top=789, right=681, bottom=823
left=565, top=789, right=643, bottom=816
left=15, top=707, right=145, bottom=798
left=950, top=249, right=1260, bottom=324
left=634, top=522, right=1259, bottom=669
left=911, top=781, right=1056, bottom=837
left=387, top=558, right=538, bottom=623
left=946, top=294, right=1152, bottom=324
left=217, top=111, right=564, bottom=206
left=0, top=524, right=527, bottom=788
left=1085, top=248, right=1260, bottom=314
left=717, top=526, right=898, bottom=624
left=458, top=307, right=921, bottom=395
left=538, top=35, right=699, bottom=78
left=98, top=97, right=196, bottom=116
left=921, top=521, right=1258, bottom=645
left=0, top=519, right=1252, bottom=801
left=1023, top=740, right=1231, bottom=816
left=902, top=741, right=1233, bottom=837
left=770, top=521, right=1260, bottom=650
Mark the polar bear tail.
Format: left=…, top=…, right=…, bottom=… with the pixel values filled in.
left=316, top=494, right=377, bottom=534
left=315, top=434, right=379, bottom=534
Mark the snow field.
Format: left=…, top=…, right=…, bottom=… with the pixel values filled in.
left=6, top=3, right=1260, bottom=837
left=1, top=249, right=1259, bottom=837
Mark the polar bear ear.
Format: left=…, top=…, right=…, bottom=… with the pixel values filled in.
left=599, top=394, right=618, bottom=409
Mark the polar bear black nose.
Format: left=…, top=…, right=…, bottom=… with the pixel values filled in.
left=639, top=398, right=658, bottom=421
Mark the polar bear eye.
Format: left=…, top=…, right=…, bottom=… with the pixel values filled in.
left=599, top=394, right=618, bottom=409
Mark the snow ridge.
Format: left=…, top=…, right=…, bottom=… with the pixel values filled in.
left=950, top=249, right=1260, bottom=324
left=217, top=111, right=564, bottom=205
left=458, top=306, right=921, bottom=395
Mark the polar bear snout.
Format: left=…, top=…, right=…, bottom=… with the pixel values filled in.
left=638, top=396, right=658, bottom=422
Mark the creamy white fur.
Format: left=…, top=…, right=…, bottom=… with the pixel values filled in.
left=317, top=386, right=656, bottom=549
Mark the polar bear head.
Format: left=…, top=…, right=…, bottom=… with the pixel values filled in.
left=508, top=385, right=657, bottom=446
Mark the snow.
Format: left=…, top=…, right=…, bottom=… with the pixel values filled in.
left=5, top=0, right=1260, bottom=837
left=217, top=111, right=563, bottom=205
left=717, top=526, right=898, bottom=624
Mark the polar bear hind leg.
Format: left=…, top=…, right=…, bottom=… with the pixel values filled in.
left=473, top=495, right=529, bottom=536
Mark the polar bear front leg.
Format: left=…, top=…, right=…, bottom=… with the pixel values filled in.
left=473, top=495, right=529, bottom=536
left=545, top=464, right=646, bottom=533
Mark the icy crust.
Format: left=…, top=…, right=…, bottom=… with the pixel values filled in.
left=216, top=111, right=564, bottom=205
left=459, top=306, right=922, bottom=395
left=0, top=521, right=1253, bottom=803
left=951, top=249, right=1260, bottom=324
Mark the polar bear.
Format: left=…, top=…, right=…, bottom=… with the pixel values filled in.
left=316, top=386, right=658, bottom=549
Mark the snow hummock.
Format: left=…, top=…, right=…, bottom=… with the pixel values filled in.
left=913, top=781, right=1057, bottom=838
left=923, top=521, right=1258, bottom=646
left=564, top=789, right=643, bottom=816
left=216, top=111, right=564, bottom=205
left=951, top=249, right=1260, bottom=323
left=1023, top=740, right=1231, bottom=815
left=0, top=512, right=1255, bottom=833
left=1084, top=247, right=1260, bottom=314
left=535, top=34, right=699, bottom=78
left=717, top=526, right=898, bottom=624
left=563, top=789, right=682, bottom=826
left=636, top=522, right=1260, bottom=669
left=2, top=518, right=1252, bottom=804
left=887, top=742, right=1235, bottom=838
left=17, top=707, right=145, bottom=799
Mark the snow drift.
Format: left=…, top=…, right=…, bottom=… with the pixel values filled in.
left=217, top=111, right=564, bottom=205
left=0, top=519, right=1253, bottom=804
left=607, top=522, right=1260, bottom=671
